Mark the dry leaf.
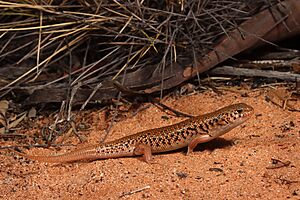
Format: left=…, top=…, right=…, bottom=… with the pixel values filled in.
left=0, top=112, right=27, bottom=134
left=8, top=112, right=27, bottom=129
left=265, top=88, right=299, bottom=111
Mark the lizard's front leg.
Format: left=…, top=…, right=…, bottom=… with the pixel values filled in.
left=187, top=135, right=213, bottom=155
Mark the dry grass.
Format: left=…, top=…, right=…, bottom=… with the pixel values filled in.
left=0, top=0, right=278, bottom=99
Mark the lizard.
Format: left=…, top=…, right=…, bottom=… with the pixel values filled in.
left=16, top=103, right=254, bottom=163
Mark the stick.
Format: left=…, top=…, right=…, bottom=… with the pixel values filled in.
left=120, top=185, right=150, bottom=197
left=208, top=66, right=300, bottom=82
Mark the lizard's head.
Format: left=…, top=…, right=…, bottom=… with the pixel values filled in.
left=224, top=103, right=254, bottom=121
left=205, top=103, right=254, bottom=138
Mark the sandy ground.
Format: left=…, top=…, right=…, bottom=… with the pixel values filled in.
left=0, top=88, right=299, bottom=200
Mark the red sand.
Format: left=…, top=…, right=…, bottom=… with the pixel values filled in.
left=0, top=88, right=299, bottom=199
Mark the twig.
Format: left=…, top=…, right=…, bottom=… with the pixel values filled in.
left=153, top=99, right=195, bottom=118
left=266, top=158, right=291, bottom=169
left=80, top=82, right=103, bottom=111
left=208, top=66, right=300, bottom=81
left=112, top=80, right=145, bottom=95
left=120, top=185, right=150, bottom=198
left=70, top=120, right=86, bottom=143
left=113, top=80, right=194, bottom=117
left=100, top=105, right=118, bottom=144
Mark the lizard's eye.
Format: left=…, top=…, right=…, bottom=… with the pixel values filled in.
left=236, top=108, right=243, bottom=114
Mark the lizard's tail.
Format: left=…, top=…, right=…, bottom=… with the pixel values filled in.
left=14, top=143, right=134, bottom=163
left=14, top=145, right=103, bottom=163
left=15, top=150, right=93, bottom=163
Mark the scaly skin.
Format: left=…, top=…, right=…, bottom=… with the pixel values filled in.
left=18, top=103, right=254, bottom=163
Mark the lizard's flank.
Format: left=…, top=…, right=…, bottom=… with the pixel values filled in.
left=17, top=103, right=254, bottom=163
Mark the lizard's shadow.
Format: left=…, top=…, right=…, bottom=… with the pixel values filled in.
left=156, top=138, right=234, bottom=157
left=192, top=138, right=234, bottom=153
